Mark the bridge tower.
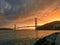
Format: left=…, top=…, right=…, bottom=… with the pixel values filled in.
left=35, top=18, right=38, bottom=30
left=35, top=18, right=38, bottom=39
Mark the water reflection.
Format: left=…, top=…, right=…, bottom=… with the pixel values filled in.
left=0, top=30, right=60, bottom=45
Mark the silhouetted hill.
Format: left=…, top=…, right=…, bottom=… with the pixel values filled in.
left=36, top=21, right=60, bottom=30
left=0, top=28, right=13, bottom=30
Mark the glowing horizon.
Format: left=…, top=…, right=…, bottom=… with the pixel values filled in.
left=0, top=0, right=60, bottom=29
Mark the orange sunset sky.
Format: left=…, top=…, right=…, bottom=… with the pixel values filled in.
left=0, top=0, right=60, bottom=29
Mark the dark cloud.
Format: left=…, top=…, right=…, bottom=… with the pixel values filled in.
left=0, top=0, right=57, bottom=20
left=0, top=0, right=36, bottom=20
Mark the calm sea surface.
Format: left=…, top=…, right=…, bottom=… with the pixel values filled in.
left=0, top=30, right=60, bottom=45
left=0, top=30, right=60, bottom=39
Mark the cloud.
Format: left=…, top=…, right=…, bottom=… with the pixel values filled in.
left=0, top=0, right=59, bottom=27
left=0, top=0, right=57, bottom=20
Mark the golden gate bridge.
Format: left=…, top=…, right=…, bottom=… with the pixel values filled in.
left=13, top=18, right=39, bottom=38
left=13, top=18, right=38, bottom=30
left=6, top=18, right=40, bottom=39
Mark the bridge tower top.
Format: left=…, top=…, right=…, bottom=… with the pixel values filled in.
left=35, top=18, right=38, bottom=30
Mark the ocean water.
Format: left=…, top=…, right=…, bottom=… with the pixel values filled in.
left=0, top=30, right=60, bottom=45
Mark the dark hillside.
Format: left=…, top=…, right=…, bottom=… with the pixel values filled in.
left=36, top=21, right=60, bottom=30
